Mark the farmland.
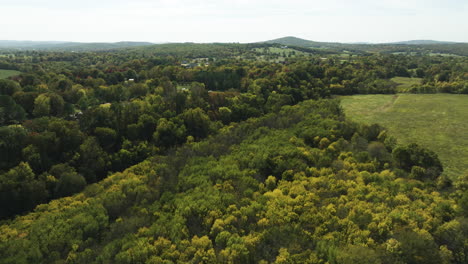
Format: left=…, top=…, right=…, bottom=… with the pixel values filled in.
left=341, top=93, right=468, bottom=179
left=390, top=76, right=423, bottom=91
left=0, top=69, right=20, bottom=79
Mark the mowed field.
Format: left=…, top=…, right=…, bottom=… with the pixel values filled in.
left=0, top=69, right=21, bottom=79
left=341, top=94, right=468, bottom=179
left=390, top=77, right=422, bottom=91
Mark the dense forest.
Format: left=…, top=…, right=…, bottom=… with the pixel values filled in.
left=1, top=41, right=468, bottom=263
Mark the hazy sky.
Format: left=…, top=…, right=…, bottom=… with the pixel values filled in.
left=1, top=0, right=467, bottom=43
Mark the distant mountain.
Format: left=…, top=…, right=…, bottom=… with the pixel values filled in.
left=388, top=40, right=458, bottom=45
left=0, top=40, right=68, bottom=48
left=346, top=42, right=372, bottom=44
left=264, top=36, right=325, bottom=47
left=262, top=36, right=367, bottom=54
left=0, top=40, right=154, bottom=51
left=264, top=36, right=464, bottom=46
left=262, top=36, right=468, bottom=56
left=49, top=41, right=155, bottom=51
left=1, top=37, right=467, bottom=56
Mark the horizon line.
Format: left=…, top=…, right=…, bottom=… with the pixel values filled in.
left=0, top=37, right=466, bottom=45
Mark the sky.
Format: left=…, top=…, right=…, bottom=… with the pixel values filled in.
left=0, top=0, right=467, bottom=43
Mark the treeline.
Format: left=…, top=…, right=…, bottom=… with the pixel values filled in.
left=1, top=99, right=467, bottom=263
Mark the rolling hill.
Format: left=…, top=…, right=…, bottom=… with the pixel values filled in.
left=264, top=36, right=326, bottom=47
left=0, top=40, right=154, bottom=51
left=1, top=99, right=462, bottom=263
left=388, top=40, right=458, bottom=45
left=1, top=37, right=467, bottom=56
left=265, top=37, right=462, bottom=46
left=264, top=36, right=468, bottom=56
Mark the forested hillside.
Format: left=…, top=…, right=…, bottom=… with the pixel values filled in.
left=1, top=43, right=468, bottom=263
left=266, top=36, right=468, bottom=56
left=2, top=99, right=467, bottom=263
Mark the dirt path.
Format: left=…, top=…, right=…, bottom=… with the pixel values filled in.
left=378, top=94, right=399, bottom=112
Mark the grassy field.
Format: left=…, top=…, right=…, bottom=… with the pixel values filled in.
left=391, top=77, right=422, bottom=91
left=429, top=53, right=462, bottom=57
left=253, top=47, right=310, bottom=57
left=0, top=69, right=21, bottom=79
left=341, top=94, right=468, bottom=179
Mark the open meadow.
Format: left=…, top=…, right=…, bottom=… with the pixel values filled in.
left=390, top=76, right=422, bottom=91
left=341, top=93, right=468, bottom=179
left=0, top=69, right=20, bottom=79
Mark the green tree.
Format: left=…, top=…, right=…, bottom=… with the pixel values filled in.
left=0, top=125, right=28, bottom=170
left=22, top=144, right=44, bottom=172
left=0, top=95, right=26, bottom=124
left=33, top=94, right=51, bottom=117
left=181, top=108, right=212, bottom=139
left=218, top=106, right=232, bottom=124
left=0, top=79, right=21, bottom=96
left=48, top=93, right=65, bottom=116
left=153, top=118, right=186, bottom=148
left=49, top=163, right=86, bottom=197
left=392, top=143, right=443, bottom=179
left=78, top=137, right=108, bottom=182
left=393, top=229, right=442, bottom=264
left=0, top=162, right=47, bottom=219
left=336, top=245, right=382, bottom=264
left=94, top=127, right=118, bottom=151
left=12, top=91, right=39, bottom=115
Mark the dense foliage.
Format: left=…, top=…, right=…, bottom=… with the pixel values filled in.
left=1, top=99, right=467, bottom=263
left=0, top=43, right=467, bottom=263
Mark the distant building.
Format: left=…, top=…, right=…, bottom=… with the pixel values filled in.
left=181, top=63, right=199, bottom=68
